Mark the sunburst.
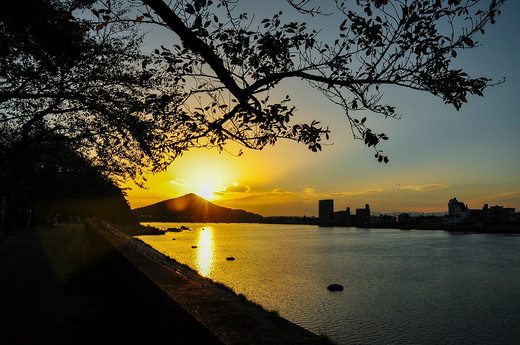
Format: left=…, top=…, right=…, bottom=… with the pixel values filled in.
left=197, top=183, right=216, bottom=200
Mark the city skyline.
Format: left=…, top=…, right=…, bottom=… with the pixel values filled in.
left=130, top=189, right=516, bottom=218
left=123, top=1, right=520, bottom=217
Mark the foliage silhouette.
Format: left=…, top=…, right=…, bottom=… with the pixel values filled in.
left=0, top=0, right=167, bottom=184
left=131, top=0, right=505, bottom=164
left=1, top=0, right=505, bottom=174
left=1, top=137, right=136, bottom=231
left=0, top=0, right=506, bottom=229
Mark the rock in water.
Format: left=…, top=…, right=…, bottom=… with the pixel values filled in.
left=327, top=284, right=344, bottom=292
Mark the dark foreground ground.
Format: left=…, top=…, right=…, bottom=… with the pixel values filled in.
left=0, top=224, right=326, bottom=345
left=0, top=223, right=224, bottom=345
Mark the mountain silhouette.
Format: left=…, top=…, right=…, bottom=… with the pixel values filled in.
left=133, top=193, right=264, bottom=223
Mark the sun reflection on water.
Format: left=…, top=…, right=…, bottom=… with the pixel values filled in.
left=195, top=227, right=215, bottom=278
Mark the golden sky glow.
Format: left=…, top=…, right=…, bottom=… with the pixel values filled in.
left=123, top=2, right=520, bottom=217
left=123, top=130, right=520, bottom=216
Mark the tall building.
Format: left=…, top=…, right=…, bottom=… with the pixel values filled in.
left=318, top=199, right=334, bottom=225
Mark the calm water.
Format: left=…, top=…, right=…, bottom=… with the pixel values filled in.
left=137, top=223, right=520, bottom=345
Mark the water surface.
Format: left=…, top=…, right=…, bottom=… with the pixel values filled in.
left=138, top=223, right=520, bottom=345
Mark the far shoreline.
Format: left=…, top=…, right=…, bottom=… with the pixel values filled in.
left=136, top=219, right=520, bottom=235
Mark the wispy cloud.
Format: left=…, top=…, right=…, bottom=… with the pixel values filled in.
left=301, top=187, right=383, bottom=202
left=334, top=189, right=384, bottom=196
left=169, top=178, right=189, bottom=186
left=302, top=187, right=383, bottom=200
left=218, top=188, right=299, bottom=205
left=400, top=184, right=449, bottom=192
left=303, top=187, right=316, bottom=195
left=217, top=186, right=386, bottom=216
left=469, top=191, right=520, bottom=207
left=486, top=190, right=520, bottom=200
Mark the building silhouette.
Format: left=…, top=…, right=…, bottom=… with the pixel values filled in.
left=470, top=204, right=516, bottom=224
left=355, top=204, right=371, bottom=225
left=316, top=197, right=519, bottom=232
left=334, top=207, right=350, bottom=224
left=444, top=197, right=470, bottom=226
left=318, top=199, right=370, bottom=226
left=445, top=197, right=517, bottom=227
left=318, top=199, right=334, bottom=226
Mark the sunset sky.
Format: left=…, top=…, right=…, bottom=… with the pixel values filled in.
left=123, top=1, right=520, bottom=217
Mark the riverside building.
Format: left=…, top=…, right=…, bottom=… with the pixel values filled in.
left=318, top=199, right=370, bottom=226
left=318, top=199, right=334, bottom=226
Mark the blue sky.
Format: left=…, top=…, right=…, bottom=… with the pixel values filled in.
left=124, top=0, right=520, bottom=216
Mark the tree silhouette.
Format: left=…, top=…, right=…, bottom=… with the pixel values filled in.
left=2, top=0, right=505, bottom=174
left=2, top=136, right=136, bottom=230
left=0, top=0, right=162, bottom=229
left=0, top=0, right=168, bottom=184
left=128, top=0, right=505, bottom=164
left=0, top=0, right=506, bottom=229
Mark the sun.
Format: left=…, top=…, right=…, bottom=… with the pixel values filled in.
left=197, top=183, right=216, bottom=200
left=159, top=149, right=249, bottom=202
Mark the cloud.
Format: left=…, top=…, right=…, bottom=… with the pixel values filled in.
left=216, top=182, right=251, bottom=195
left=400, top=184, right=449, bottom=192
left=218, top=188, right=298, bottom=203
left=302, top=188, right=318, bottom=202
left=334, top=189, right=384, bottom=196
left=303, top=187, right=316, bottom=195
left=302, top=187, right=382, bottom=198
left=217, top=187, right=386, bottom=216
left=169, top=178, right=189, bottom=186
left=469, top=191, right=520, bottom=208
left=299, top=187, right=384, bottom=204
left=486, top=190, right=520, bottom=200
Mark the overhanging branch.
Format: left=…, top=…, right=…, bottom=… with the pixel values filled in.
left=142, top=0, right=248, bottom=104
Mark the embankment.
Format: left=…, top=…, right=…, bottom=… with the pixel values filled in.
left=89, top=220, right=331, bottom=345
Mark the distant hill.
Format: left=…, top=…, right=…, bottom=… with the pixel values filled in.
left=133, top=193, right=264, bottom=223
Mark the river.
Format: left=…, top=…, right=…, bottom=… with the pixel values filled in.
left=137, top=223, right=520, bottom=345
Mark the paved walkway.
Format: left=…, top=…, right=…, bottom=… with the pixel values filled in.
left=0, top=224, right=223, bottom=345
left=0, top=224, right=327, bottom=345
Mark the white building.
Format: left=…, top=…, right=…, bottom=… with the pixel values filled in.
left=444, top=197, right=470, bottom=226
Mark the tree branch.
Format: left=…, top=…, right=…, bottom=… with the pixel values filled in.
left=246, top=70, right=398, bottom=94
left=141, top=0, right=249, bottom=105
